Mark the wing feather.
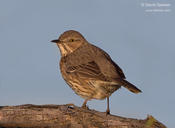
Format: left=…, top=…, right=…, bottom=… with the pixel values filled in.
left=66, top=61, right=108, bottom=81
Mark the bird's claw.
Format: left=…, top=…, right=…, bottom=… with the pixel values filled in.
left=106, top=109, right=110, bottom=115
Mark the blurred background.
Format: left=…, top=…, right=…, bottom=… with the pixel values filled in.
left=0, top=0, right=174, bottom=127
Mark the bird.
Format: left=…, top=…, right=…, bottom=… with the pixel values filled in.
left=51, top=30, right=141, bottom=115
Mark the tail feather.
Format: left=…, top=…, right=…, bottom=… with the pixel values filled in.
left=116, top=79, right=142, bottom=93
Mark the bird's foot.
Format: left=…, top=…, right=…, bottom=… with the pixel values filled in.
left=81, top=104, right=89, bottom=110
left=106, top=109, right=110, bottom=115
left=65, top=103, right=75, bottom=109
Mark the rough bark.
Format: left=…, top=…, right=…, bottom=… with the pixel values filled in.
left=0, top=104, right=166, bottom=128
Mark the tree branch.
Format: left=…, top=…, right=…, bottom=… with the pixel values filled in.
left=0, top=104, right=166, bottom=128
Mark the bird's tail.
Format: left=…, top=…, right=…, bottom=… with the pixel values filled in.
left=116, top=79, right=142, bottom=93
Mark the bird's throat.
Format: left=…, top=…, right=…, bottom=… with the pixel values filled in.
left=57, top=42, right=83, bottom=56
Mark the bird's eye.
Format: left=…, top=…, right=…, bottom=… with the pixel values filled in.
left=70, top=39, right=74, bottom=42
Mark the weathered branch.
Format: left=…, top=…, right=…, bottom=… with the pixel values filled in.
left=0, top=104, right=166, bottom=128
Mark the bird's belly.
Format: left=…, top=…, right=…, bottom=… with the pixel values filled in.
left=62, top=73, right=120, bottom=100
left=92, top=84, right=121, bottom=100
left=60, top=62, right=120, bottom=100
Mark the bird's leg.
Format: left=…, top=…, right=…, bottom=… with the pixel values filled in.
left=81, top=99, right=89, bottom=109
left=65, top=103, right=75, bottom=108
left=106, top=97, right=110, bottom=115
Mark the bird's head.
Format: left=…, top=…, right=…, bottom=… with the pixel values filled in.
left=51, top=30, right=87, bottom=56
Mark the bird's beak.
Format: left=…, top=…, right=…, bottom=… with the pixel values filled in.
left=51, top=39, right=61, bottom=43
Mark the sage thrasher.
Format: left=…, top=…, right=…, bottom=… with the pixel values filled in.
left=51, top=30, right=141, bottom=114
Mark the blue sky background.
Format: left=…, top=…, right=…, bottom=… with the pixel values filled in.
left=0, top=0, right=174, bottom=127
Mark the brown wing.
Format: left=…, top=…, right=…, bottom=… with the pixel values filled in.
left=93, top=45, right=126, bottom=79
left=66, top=61, right=109, bottom=81
left=110, top=60, right=126, bottom=79
left=65, top=43, right=126, bottom=80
